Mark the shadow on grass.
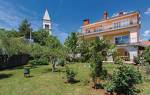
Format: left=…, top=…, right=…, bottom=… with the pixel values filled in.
left=65, top=80, right=80, bottom=84
left=70, top=80, right=80, bottom=84
left=42, top=68, right=66, bottom=74
left=24, top=75, right=34, bottom=78
left=0, top=74, right=13, bottom=79
left=41, top=68, right=51, bottom=74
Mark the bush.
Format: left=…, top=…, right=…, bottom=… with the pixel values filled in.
left=57, top=59, right=65, bottom=67
left=29, top=57, right=49, bottom=66
left=111, top=65, right=142, bottom=95
left=114, top=57, right=123, bottom=64
left=143, top=46, right=150, bottom=64
left=145, top=65, right=150, bottom=75
left=100, top=69, right=108, bottom=80
left=133, top=56, right=141, bottom=65
left=65, top=67, right=77, bottom=83
left=104, top=81, right=114, bottom=94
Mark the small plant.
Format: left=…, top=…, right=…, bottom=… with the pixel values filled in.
left=100, top=68, right=108, bottom=80
left=65, top=67, right=77, bottom=83
left=114, top=57, right=123, bottom=64
left=104, top=81, right=114, bottom=94
left=133, top=56, right=141, bottom=65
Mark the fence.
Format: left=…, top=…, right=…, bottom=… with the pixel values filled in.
left=0, top=54, right=30, bottom=70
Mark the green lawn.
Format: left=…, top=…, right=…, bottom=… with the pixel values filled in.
left=0, top=63, right=150, bottom=95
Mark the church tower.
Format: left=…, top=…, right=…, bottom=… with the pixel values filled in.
left=43, top=9, right=52, bottom=35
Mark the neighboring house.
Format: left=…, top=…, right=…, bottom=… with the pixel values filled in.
left=78, top=11, right=141, bottom=61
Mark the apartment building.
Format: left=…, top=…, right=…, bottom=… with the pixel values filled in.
left=79, top=11, right=141, bottom=61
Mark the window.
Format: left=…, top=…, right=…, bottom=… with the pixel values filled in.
left=45, top=24, right=49, bottom=29
left=115, top=35, right=129, bottom=45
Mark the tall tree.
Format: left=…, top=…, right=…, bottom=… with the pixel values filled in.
left=18, top=19, right=32, bottom=38
left=89, top=38, right=111, bottom=88
left=32, top=29, right=49, bottom=46
left=32, top=29, right=62, bottom=48
left=64, top=32, right=78, bottom=61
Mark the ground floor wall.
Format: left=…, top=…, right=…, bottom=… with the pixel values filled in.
left=116, top=46, right=138, bottom=61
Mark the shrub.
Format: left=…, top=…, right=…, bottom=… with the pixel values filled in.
left=145, top=65, right=150, bottom=75
left=133, top=56, right=141, bottom=65
left=114, top=57, right=123, bottom=64
left=112, top=65, right=142, bottom=95
left=65, top=67, right=77, bottom=83
left=143, top=46, right=150, bottom=64
left=29, top=57, right=49, bottom=66
left=104, top=81, right=114, bottom=94
left=100, top=69, right=108, bottom=80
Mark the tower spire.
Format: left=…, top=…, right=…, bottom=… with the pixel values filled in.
left=43, top=9, right=52, bottom=35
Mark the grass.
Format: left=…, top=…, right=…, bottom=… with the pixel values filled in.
left=0, top=63, right=150, bottom=95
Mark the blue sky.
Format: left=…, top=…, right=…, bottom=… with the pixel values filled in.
left=0, top=0, right=150, bottom=42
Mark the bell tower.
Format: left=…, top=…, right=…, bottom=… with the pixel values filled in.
left=43, top=9, right=52, bottom=35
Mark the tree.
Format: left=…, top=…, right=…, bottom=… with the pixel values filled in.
left=89, top=38, right=110, bottom=88
left=143, top=46, right=150, bottom=64
left=2, top=38, right=31, bottom=56
left=33, top=29, right=62, bottom=48
left=0, top=29, right=8, bottom=55
left=89, top=37, right=110, bottom=60
left=78, top=38, right=91, bottom=62
left=111, top=64, right=142, bottom=95
left=32, top=29, right=49, bottom=46
left=64, top=32, right=78, bottom=61
left=18, top=19, right=32, bottom=38
left=7, top=29, right=21, bottom=38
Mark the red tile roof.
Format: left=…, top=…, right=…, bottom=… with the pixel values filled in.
left=142, top=41, right=150, bottom=45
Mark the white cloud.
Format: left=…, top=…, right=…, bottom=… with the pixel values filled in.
left=144, top=8, right=150, bottom=15
left=143, top=30, right=150, bottom=37
left=0, top=0, right=39, bottom=30
left=0, top=0, right=68, bottom=43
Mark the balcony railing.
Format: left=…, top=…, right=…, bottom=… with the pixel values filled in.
left=78, top=22, right=139, bottom=36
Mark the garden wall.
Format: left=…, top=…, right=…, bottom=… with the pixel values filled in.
left=0, top=54, right=30, bottom=70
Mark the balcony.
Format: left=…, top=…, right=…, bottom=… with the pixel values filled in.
left=78, top=21, right=139, bottom=36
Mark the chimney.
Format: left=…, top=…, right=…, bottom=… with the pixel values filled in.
left=83, top=19, right=89, bottom=26
left=103, top=11, right=108, bottom=20
left=119, top=12, right=124, bottom=16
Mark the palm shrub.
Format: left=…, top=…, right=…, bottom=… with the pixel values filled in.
left=111, top=65, right=142, bottom=95
left=65, top=67, right=77, bottom=83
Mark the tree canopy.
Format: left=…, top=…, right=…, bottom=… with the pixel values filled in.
left=18, top=19, right=32, bottom=38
